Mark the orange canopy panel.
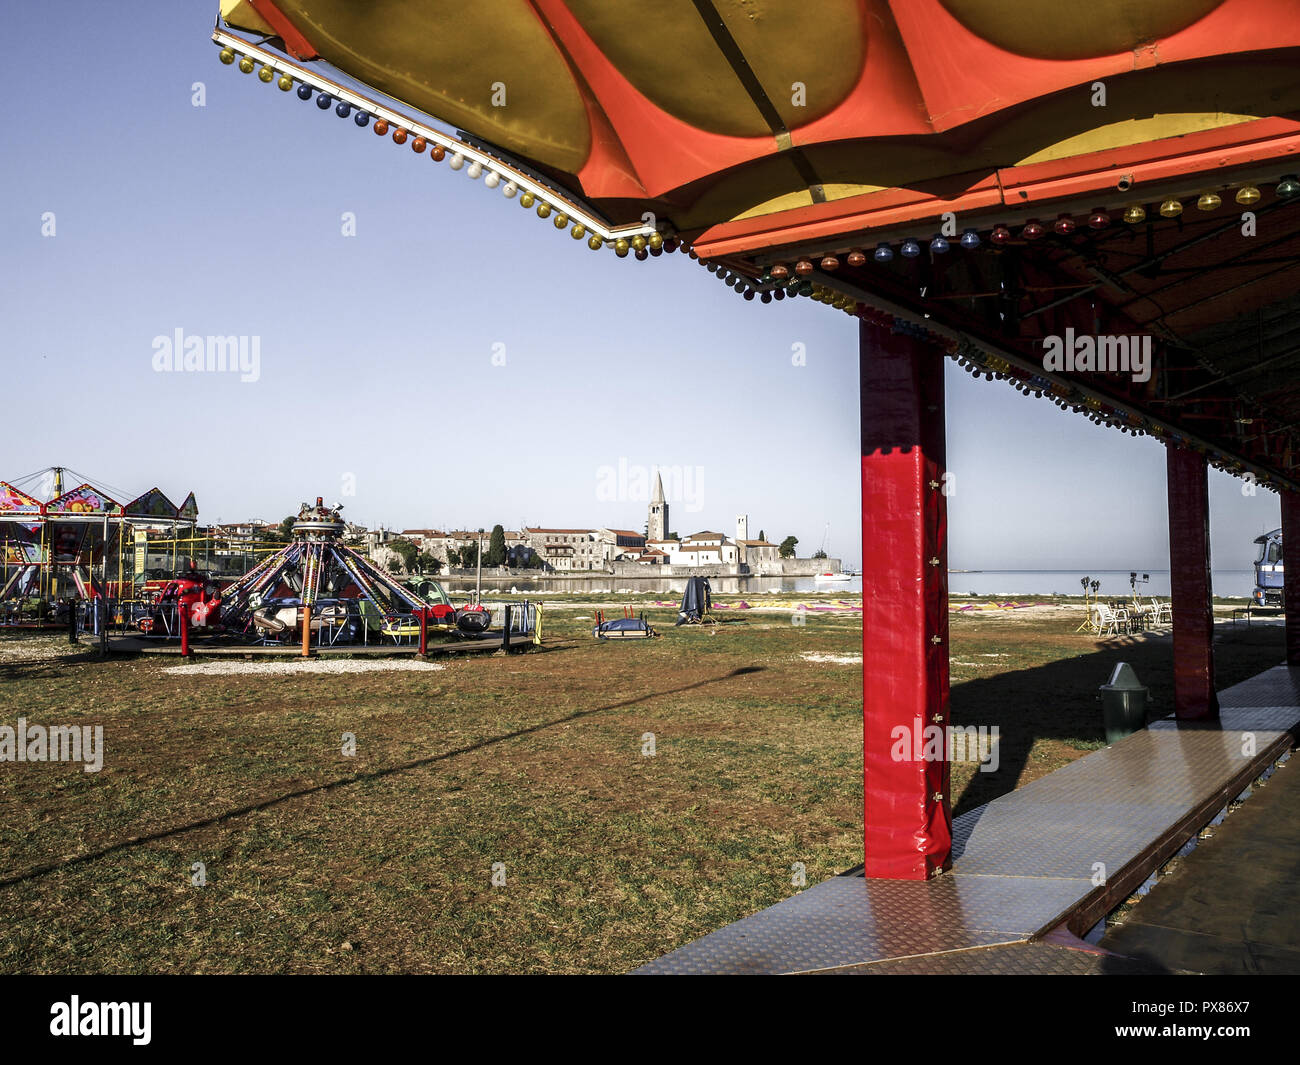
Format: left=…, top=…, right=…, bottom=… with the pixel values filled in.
left=218, top=0, right=1300, bottom=241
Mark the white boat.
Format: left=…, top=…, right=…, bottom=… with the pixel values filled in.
left=813, top=524, right=854, bottom=583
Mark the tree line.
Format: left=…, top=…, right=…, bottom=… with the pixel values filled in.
left=383, top=525, right=547, bottom=575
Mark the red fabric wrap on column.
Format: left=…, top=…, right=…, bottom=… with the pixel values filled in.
left=860, top=320, right=951, bottom=880
left=1165, top=446, right=1219, bottom=720
left=1281, top=490, right=1300, bottom=665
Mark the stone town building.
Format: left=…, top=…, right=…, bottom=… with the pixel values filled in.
left=362, top=476, right=791, bottom=574
left=212, top=520, right=277, bottom=543
left=633, top=516, right=777, bottom=568
left=522, top=527, right=647, bottom=571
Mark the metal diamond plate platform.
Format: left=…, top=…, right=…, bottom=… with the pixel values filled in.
left=810, top=941, right=1180, bottom=975
left=633, top=873, right=1076, bottom=975
left=1217, top=666, right=1300, bottom=707
left=633, top=666, right=1300, bottom=974
left=1147, top=704, right=1300, bottom=732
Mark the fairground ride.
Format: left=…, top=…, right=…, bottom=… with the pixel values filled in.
left=0, top=466, right=197, bottom=628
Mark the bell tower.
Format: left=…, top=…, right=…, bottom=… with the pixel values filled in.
left=648, top=471, right=668, bottom=541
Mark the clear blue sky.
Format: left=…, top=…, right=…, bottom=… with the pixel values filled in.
left=0, top=1, right=1280, bottom=572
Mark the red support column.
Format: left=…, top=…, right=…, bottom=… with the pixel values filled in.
left=1166, top=446, right=1219, bottom=720
left=1281, top=490, right=1300, bottom=665
left=860, top=319, right=951, bottom=880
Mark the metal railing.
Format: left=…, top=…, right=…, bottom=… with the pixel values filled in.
left=1, top=595, right=545, bottom=651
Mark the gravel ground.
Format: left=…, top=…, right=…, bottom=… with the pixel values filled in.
left=160, top=660, right=446, bottom=676
left=800, top=652, right=862, bottom=665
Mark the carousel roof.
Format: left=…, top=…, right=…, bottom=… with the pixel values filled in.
left=0, top=469, right=197, bottom=521
left=211, top=3, right=1300, bottom=489
left=217, top=0, right=1300, bottom=238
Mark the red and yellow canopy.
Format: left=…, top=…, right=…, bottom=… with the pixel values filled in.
left=219, top=0, right=1300, bottom=244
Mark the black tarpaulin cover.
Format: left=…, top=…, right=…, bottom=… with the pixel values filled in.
left=677, top=577, right=711, bottom=625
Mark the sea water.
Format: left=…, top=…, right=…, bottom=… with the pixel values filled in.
left=947, top=569, right=1256, bottom=599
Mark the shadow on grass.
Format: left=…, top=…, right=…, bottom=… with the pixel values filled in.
left=0, top=665, right=766, bottom=890
left=0, top=647, right=113, bottom=681
left=950, top=623, right=1286, bottom=819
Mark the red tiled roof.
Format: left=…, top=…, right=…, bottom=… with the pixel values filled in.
left=526, top=527, right=595, bottom=535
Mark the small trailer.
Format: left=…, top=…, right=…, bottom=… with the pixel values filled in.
left=1253, top=528, right=1284, bottom=607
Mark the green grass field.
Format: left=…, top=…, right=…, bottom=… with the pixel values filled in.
left=0, top=601, right=1284, bottom=973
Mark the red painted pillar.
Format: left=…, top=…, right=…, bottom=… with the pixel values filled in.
left=1166, top=446, right=1218, bottom=720
left=860, top=319, right=951, bottom=879
left=1281, top=490, right=1300, bottom=665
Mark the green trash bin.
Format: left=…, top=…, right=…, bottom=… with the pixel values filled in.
left=1099, top=662, right=1148, bottom=743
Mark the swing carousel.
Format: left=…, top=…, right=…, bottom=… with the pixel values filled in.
left=209, top=496, right=462, bottom=648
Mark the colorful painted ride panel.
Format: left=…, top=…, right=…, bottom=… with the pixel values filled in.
left=123, top=487, right=179, bottom=519
left=44, top=483, right=123, bottom=516
left=0, top=483, right=42, bottom=514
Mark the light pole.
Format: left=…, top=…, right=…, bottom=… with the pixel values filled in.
left=475, top=528, right=483, bottom=606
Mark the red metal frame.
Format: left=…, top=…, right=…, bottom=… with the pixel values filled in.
left=1166, top=446, right=1219, bottom=720
left=861, top=319, right=951, bottom=879
left=244, top=0, right=319, bottom=59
